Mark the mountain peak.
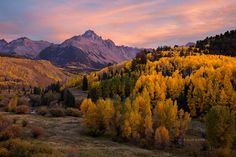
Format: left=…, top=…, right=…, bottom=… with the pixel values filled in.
left=82, top=30, right=101, bottom=40
left=0, top=39, right=7, bottom=44
left=105, top=39, right=115, bottom=47
left=39, top=30, right=141, bottom=71
left=0, top=39, right=8, bottom=47
left=10, top=37, right=32, bottom=44
left=18, top=37, right=30, bottom=41
left=185, top=42, right=195, bottom=47
left=0, top=37, right=51, bottom=58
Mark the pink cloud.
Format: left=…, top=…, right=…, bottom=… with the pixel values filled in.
left=0, top=0, right=235, bottom=47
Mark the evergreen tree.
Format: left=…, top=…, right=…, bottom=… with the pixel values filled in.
left=82, top=75, right=88, bottom=91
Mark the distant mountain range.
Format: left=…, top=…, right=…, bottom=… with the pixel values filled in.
left=0, top=30, right=141, bottom=71
left=39, top=30, right=141, bottom=71
left=0, top=37, right=51, bottom=58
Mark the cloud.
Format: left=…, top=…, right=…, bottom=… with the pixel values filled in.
left=0, top=0, right=235, bottom=47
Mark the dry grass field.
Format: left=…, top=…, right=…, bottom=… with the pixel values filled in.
left=0, top=111, right=176, bottom=157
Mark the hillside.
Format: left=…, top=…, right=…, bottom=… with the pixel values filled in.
left=38, top=30, right=141, bottom=71
left=61, top=47, right=236, bottom=156
left=0, top=56, right=67, bottom=88
left=196, top=29, right=236, bottom=56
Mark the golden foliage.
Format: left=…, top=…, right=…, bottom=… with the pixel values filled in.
left=155, top=126, right=170, bottom=147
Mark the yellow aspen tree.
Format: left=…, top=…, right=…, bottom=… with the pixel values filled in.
left=96, top=98, right=115, bottom=133
left=122, top=98, right=132, bottom=138
left=8, top=96, right=18, bottom=112
left=122, top=119, right=132, bottom=138
left=167, top=70, right=184, bottom=100
left=219, top=89, right=228, bottom=106
left=80, top=98, right=94, bottom=114
left=155, top=99, right=178, bottom=130
left=173, top=109, right=191, bottom=145
left=140, top=88, right=153, bottom=138
left=111, top=95, right=123, bottom=136
left=155, top=126, right=170, bottom=148
left=80, top=99, right=99, bottom=136
left=129, top=110, right=142, bottom=140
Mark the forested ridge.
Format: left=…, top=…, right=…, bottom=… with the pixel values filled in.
left=196, top=29, right=236, bottom=56
left=85, top=48, right=236, bottom=118
left=0, top=56, right=67, bottom=88
left=69, top=44, right=236, bottom=155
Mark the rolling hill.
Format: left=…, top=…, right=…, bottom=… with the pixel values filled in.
left=0, top=56, right=67, bottom=88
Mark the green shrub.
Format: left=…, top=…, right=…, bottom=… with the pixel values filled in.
left=31, top=127, right=44, bottom=138
left=49, top=107, right=65, bottom=117
left=37, top=106, right=49, bottom=116
left=16, top=105, right=30, bottom=114
left=206, top=106, right=234, bottom=150
left=65, top=108, right=81, bottom=117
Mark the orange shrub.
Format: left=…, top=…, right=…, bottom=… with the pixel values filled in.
left=31, top=127, right=44, bottom=138
left=16, top=105, right=30, bottom=114
left=22, top=119, right=28, bottom=127
left=0, top=125, right=21, bottom=141
left=7, top=96, right=17, bottom=112
left=0, top=147, right=8, bottom=157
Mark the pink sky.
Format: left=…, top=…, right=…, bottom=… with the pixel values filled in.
left=0, top=0, right=235, bottom=47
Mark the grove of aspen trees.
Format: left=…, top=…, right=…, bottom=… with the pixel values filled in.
left=78, top=47, right=236, bottom=150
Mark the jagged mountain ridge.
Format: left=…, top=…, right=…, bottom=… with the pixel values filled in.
left=38, top=30, right=141, bottom=70
left=0, top=39, right=7, bottom=47
left=0, top=37, right=51, bottom=58
left=0, top=30, right=141, bottom=70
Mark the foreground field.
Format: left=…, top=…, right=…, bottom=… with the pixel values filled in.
left=0, top=111, right=176, bottom=157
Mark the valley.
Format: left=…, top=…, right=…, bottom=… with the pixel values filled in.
left=1, top=0, right=236, bottom=156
